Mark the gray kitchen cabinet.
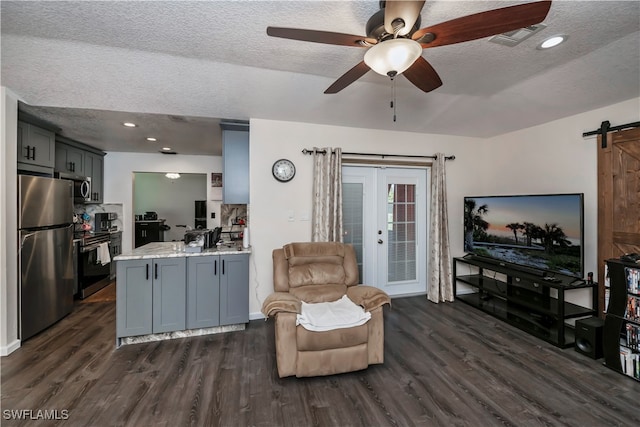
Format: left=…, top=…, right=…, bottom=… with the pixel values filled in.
left=153, top=258, right=187, bottom=333
left=117, top=253, right=247, bottom=340
left=187, top=253, right=249, bottom=328
left=117, top=259, right=153, bottom=337
left=116, top=257, right=186, bottom=338
left=109, top=232, right=122, bottom=280
left=221, top=123, right=249, bottom=204
left=55, top=136, right=105, bottom=203
left=17, top=121, right=55, bottom=171
left=83, top=151, right=104, bottom=203
left=219, top=253, right=249, bottom=325
left=55, top=141, right=85, bottom=175
left=186, top=255, right=221, bottom=329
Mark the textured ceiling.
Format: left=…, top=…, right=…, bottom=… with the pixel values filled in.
left=1, top=1, right=639, bottom=156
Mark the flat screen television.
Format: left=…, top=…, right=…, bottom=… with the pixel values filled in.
left=464, top=193, right=584, bottom=278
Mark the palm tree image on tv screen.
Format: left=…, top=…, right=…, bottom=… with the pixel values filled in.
left=464, top=194, right=584, bottom=277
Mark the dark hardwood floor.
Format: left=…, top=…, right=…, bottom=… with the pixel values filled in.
left=2, top=284, right=639, bottom=426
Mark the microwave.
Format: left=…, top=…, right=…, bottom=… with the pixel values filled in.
left=56, top=172, right=92, bottom=203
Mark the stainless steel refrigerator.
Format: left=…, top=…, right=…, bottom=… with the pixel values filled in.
left=18, top=175, right=74, bottom=341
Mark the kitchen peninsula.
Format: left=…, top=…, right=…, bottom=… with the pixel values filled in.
left=114, top=242, right=250, bottom=346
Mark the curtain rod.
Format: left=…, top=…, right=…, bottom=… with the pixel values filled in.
left=301, top=148, right=455, bottom=161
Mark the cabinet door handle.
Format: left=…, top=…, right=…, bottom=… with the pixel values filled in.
left=214, top=259, right=217, bottom=275
left=31, top=146, right=36, bottom=160
left=222, top=259, right=225, bottom=275
left=155, top=264, right=158, bottom=279
left=146, top=264, right=149, bottom=280
left=24, top=145, right=32, bottom=160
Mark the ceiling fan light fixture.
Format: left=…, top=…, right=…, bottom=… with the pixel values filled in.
left=364, top=38, right=422, bottom=76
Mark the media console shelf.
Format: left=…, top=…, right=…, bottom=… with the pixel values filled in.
left=454, top=256, right=598, bottom=348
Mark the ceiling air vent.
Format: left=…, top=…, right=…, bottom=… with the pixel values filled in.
left=489, top=23, right=547, bottom=47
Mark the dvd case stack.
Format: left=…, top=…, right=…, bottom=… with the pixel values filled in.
left=620, top=267, right=640, bottom=379
left=604, top=261, right=640, bottom=382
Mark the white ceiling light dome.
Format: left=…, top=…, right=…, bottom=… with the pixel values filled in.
left=364, top=38, right=422, bottom=76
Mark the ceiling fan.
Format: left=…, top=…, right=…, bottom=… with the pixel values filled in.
left=267, top=1, right=552, bottom=94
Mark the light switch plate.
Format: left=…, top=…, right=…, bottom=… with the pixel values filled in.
left=287, top=210, right=295, bottom=222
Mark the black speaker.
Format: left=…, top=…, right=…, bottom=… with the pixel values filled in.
left=575, top=317, right=604, bottom=359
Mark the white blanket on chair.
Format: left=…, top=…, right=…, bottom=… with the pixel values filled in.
left=296, top=295, right=371, bottom=332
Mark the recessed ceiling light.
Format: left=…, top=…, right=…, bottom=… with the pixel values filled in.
left=162, top=147, right=172, bottom=151
left=123, top=122, right=137, bottom=127
left=146, top=137, right=157, bottom=142
left=538, top=35, right=567, bottom=50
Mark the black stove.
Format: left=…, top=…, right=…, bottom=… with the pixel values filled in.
left=74, top=231, right=112, bottom=299
left=74, top=231, right=110, bottom=248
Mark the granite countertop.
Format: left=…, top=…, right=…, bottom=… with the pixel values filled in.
left=114, top=242, right=251, bottom=261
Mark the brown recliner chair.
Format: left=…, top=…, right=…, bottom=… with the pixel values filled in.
left=262, top=242, right=391, bottom=378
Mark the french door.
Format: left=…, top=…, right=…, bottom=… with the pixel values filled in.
left=343, top=166, right=428, bottom=296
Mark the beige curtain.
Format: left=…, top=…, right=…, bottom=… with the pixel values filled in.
left=427, top=153, right=453, bottom=302
left=311, top=147, right=343, bottom=242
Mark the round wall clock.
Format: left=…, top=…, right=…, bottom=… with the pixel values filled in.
left=272, top=159, right=296, bottom=182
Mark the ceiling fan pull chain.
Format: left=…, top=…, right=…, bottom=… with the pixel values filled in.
left=392, top=77, right=397, bottom=122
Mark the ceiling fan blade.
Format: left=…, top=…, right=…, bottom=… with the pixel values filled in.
left=267, top=27, right=376, bottom=47
left=384, top=0, right=426, bottom=36
left=402, top=57, right=443, bottom=93
left=324, top=61, right=371, bottom=94
left=412, top=1, right=552, bottom=47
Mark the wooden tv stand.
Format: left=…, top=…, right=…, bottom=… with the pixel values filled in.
left=453, top=256, right=598, bottom=348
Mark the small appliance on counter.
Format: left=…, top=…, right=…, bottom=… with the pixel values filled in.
left=184, top=227, right=222, bottom=251
left=95, top=212, right=118, bottom=232
left=143, top=211, right=158, bottom=220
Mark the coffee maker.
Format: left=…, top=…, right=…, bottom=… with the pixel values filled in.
left=94, top=212, right=117, bottom=232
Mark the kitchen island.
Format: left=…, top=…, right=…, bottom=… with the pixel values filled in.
left=114, top=242, right=251, bottom=346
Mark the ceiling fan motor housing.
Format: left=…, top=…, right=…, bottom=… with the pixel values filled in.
left=366, top=7, right=422, bottom=41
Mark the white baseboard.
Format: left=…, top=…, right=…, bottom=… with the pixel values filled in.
left=249, top=311, right=265, bottom=321
left=1, top=339, right=21, bottom=356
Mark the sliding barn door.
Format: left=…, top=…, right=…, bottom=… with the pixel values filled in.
left=597, top=127, right=640, bottom=316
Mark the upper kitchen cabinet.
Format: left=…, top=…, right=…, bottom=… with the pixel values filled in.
left=221, top=121, right=249, bottom=204
left=55, top=141, right=85, bottom=175
left=17, top=121, right=56, bottom=173
left=84, top=151, right=104, bottom=203
left=55, top=136, right=106, bottom=203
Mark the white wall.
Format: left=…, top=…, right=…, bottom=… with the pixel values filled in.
left=248, top=119, right=482, bottom=319
left=482, top=97, right=640, bottom=305
left=248, top=98, right=639, bottom=318
left=103, top=152, right=222, bottom=252
left=0, top=88, right=20, bottom=355
left=485, top=97, right=640, bottom=278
